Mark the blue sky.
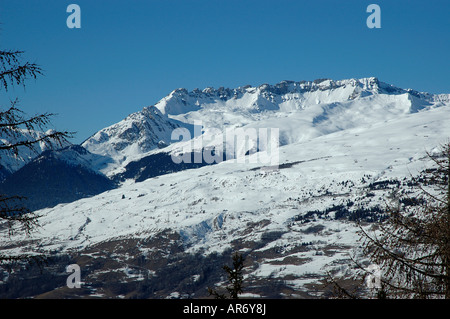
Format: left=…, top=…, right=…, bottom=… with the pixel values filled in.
left=1, top=0, right=449, bottom=144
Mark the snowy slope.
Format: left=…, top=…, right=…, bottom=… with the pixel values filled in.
left=3, top=100, right=450, bottom=296
left=2, top=77, right=450, bottom=298
left=81, top=106, right=195, bottom=177
left=3, top=77, right=448, bottom=180
left=156, top=77, right=388, bottom=117
left=155, top=77, right=447, bottom=122
left=145, top=77, right=449, bottom=161
left=12, top=102, right=450, bottom=250
left=80, top=77, right=450, bottom=181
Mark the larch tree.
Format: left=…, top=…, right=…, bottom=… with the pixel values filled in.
left=208, top=251, right=245, bottom=299
left=358, top=142, right=450, bottom=298
left=0, top=49, right=73, bottom=266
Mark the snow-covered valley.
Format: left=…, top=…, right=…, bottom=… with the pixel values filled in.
left=1, top=77, right=450, bottom=298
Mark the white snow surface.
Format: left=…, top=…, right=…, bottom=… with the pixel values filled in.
left=81, top=106, right=194, bottom=176
left=80, top=77, right=449, bottom=177
left=2, top=77, right=450, bottom=290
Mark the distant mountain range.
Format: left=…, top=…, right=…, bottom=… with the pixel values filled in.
left=2, top=77, right=450, bottom=298
left=1, top=77, right=449, bottom=211
left=0, top=145, right=115, bottom=211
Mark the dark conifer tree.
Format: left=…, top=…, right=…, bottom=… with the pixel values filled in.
left=0, top=49, right=72, bottom=266
left=208, top=251, right=245, bottom=299
left=358, top=142, right=450, bottom=298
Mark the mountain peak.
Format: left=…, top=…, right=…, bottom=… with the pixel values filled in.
left=81, top=105, right=187, bottom=174
left=154, top=77, right=403, bottom=116
left=76, top=77, right=449, bottom=178
left=168, top=77, right=384, bottom=97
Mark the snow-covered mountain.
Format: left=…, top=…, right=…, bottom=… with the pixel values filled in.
left=0, top=129, right=69, bottom=179
left=1, top=77, right=450, bottom=299
left=4, top=77, right=448, bottom=181
left=80, top=77, right=450, bottom=179
left=81, top=105, right=195, bottom=177
left=0, top=145, right=116, bottom=211
left=155, top=77, right=408, bottom=115
left=155, top=77, right=448, bottom=119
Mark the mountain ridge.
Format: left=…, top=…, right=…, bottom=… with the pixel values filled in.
left=155, top=77, right=450, bottom=116
left=2, top=77, right=450, bottom=298
left=2, top=77, right=448, bottom=212
left=2, top=77, right=447, bottom=179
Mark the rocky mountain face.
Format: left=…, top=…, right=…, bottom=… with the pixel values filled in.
left=81, top=106, right=195, bottom=177
left=1, top=78, right=450, bottom=299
